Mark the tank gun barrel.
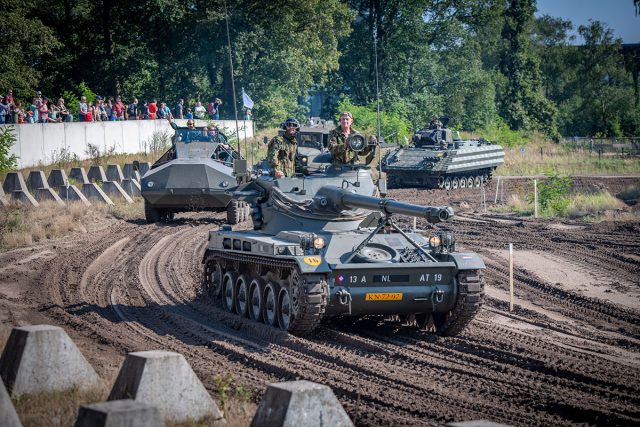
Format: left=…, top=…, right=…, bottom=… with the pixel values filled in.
left=315, top=186, right=453, bottom=223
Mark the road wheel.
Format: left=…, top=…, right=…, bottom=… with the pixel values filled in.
left=444, top=177, right=451, bottom=190
left=452, top=177, right=459, bottom=190
left=248, top=277, right=265, bottom=322
left=203, top=255, right=223, bottom=298
left=144, top=200, right=161, bottom=223
left=277, top=286, right=293, bottom=331
left=222, top=271, right=237, bottom=313
left=234, top=274, right=250, bottom=317
left=263, top=282, right=280, bottom=327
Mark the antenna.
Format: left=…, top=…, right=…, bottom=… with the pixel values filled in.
left=373, top=18, right=384, bottom=195
left=224, top=0, right=241, bottom=157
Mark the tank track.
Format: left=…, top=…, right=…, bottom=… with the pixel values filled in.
left=436, top=269, right=485, bottom=336
left=206, top=250, right=328, bottom=335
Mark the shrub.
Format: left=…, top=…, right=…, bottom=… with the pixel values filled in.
left=530, top=170, right=573, bottom=216
left=0, top=126, right=19, bottom=172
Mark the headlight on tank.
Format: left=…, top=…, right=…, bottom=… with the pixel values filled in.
left=313, top=236, right=325, bottom=249
left=429, top=236, right=441, bottom=248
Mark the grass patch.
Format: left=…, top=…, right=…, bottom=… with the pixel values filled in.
left=0, top=198, right=142, bottom=252
left=491, top=188, right=633, bottom=221
left=13, top=386, right=108, bottom=427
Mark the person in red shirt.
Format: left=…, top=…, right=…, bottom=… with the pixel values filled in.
left=148, top=99, right=158, bottom=119
left=114, top=96, right=125, bottom=120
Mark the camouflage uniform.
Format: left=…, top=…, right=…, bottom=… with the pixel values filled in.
left=267, top=133, right=297, bottom=177
left=327, top=128, right=376, bottom=165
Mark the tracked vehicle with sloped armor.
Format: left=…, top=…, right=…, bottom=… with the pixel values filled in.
left=141, top=122, right=251, bottom=224
left=202, top=134, right=486, bottom=336
left=382, top=124, right=504, bottom=189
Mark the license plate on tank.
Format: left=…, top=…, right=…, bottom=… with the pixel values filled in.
left=365, top=293, right=403, bottom=301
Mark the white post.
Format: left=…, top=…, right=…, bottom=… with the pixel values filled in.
left=509, top=243, right=514, bottom=312
left=534, top=179, right=538, bottom=218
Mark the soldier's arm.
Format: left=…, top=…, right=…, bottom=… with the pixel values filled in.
left=267, top=138, right=281, bottom=171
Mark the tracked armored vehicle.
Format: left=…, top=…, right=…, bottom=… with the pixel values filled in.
left=382, top=126, right=504, bottom=189
left=202, top=135, right=485, bottom=336
left=141, top=123, right=251, bottom=223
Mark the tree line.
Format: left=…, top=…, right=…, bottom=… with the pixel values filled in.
left=1, top=0, right=638, bottom=139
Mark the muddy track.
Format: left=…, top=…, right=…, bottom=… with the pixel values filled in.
left=1, top=176, right=639, bottom=426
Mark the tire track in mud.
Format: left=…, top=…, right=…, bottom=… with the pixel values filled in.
left=28, top=190, right=640, bottom=427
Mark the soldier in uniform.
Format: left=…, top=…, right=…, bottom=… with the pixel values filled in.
left=267, top=117, right=300, bottom=178
left=328, top=111, right=377, bottom=166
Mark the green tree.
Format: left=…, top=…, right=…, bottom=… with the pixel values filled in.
left=499, top=0, right=558, bottom=139
left=0, top=0, right=61, bottom=100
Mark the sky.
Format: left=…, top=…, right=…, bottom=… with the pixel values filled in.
left=535, top=0, right=640, bottom=44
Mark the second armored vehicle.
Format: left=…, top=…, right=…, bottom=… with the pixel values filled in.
left=202, top=136, right=486, bottom=336
left=141, top=123, right=251, bottom=223
left=382, top=125, right=505, bottom=189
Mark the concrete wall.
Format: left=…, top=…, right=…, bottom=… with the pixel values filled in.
left=1, top=119, right=254, bottom=168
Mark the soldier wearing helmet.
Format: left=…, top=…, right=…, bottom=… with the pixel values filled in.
left=267, top=117, right=299, bottom=178
left=328, top=111, right=377, bottom=165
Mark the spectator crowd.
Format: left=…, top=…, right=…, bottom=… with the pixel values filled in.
left=0, top=89, right=234, bottom=125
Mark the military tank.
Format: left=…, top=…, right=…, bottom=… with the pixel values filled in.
left=382, top=123, right=505, bottom=189
left=141, top=122, right=251, bottom=223
left=202, top=135, right=485, bottom=336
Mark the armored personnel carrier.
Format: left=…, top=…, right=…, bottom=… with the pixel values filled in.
left=202, top=135, right=485, bottom=336
left=382, top=125, right=504, bottom=189
left=141, top=123, right=251, bottom=223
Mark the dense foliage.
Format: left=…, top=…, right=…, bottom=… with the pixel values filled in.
left=1, top=0, right=638, bottom=137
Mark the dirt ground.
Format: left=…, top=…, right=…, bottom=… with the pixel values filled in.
left=0, top=176, right=639, bottom=426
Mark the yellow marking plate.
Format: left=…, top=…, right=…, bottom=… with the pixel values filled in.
left=365, top=293, right=403, bottom=301
left=303, top=256, right=321, bottom=266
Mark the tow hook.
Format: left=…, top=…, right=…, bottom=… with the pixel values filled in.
left=336, top=289, right=353, bottom=314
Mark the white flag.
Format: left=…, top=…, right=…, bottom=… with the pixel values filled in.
left=242, top=88, right=254, bottom=109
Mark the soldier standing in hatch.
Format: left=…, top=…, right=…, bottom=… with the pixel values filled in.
left=267, top=117, right=299, bottom=178
left=328, top=111, right=377, bottom=166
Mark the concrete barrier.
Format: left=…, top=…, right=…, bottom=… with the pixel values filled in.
left=2, top=119, right=254, bottom=168
left=1, top=379, right=22, bottom=427
left=108, top=350, right=223, bottom=423
left=0, top=325, right=100, bottom=397
left=34, top=188, right=65, bottom=206
left=48, top=169, right=69, bottom=187
left=250, top=380, right=353, bottom=427
left=69, top=167, right=90, bottom=185
left=101, top=181, right=133, bottom=203
left=138, top=162, right=151, bottom=177
left=10, top=191, right=39, bottom=207
left=88, top=165, right=108, bottom=183
left=106, top=165, right=125, bottom=183
left=75, top=399, right=163, bottom=427
left=0, top=182, right=8, bottom=206
left=26, top=171, right=49, bottom=190
left=2, top=172, right=27, bottom=192
left=120, top=178, right=141, bottom=197
left=58, top=185, right=91, bottom=206
left=82, top=183, right=114, bottom=205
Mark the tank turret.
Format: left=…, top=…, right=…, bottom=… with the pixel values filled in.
left=202, top=157, right=485, bottom=337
